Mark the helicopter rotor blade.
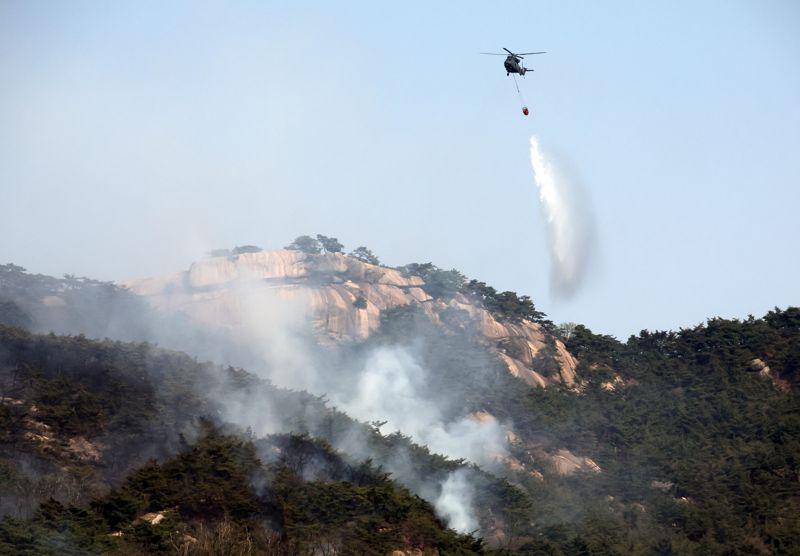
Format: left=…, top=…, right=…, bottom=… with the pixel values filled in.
left=517, top=52, right=546, bottom=55
left=479, top=52, right=508, bottom=55
left=503, top=47, right=515, bottom=55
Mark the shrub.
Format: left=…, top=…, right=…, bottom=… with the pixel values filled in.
left=350, top=246, right=380, bottom=265
left=286, top=236, right=322, bottom=254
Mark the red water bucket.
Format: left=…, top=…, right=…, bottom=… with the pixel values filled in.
left=522, top=107, right=529, bottom=116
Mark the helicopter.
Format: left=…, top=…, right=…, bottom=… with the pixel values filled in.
left=480, top=47, right=546, bottom=76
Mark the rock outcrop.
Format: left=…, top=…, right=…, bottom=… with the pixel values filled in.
left=123, top=250, right=577, bottom=387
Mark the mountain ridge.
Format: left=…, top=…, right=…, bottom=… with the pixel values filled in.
left=123, top=249, right=577, bottom=388
left=2, top=256, right=799, bottom=553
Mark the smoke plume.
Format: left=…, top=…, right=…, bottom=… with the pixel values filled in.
left=194, top=285, right=504, bottom=533
left=332, top=347, right=507, bottom=468
left=529, top=136, right=595, bottom=298
left=434, top=469, right=477, bottom=534
left=5, top=259, right=506, bottom=534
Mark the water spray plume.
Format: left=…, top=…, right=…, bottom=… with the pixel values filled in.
left=529, top=136, right=595, bottom=298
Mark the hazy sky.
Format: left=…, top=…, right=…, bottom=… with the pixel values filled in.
left=1, top=1, right=798, bottom=338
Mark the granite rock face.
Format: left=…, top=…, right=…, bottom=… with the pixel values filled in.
left=124, top=250, right=577, bottom=387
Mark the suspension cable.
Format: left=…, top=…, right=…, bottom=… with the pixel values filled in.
left=512, top=74, right=528, bottom=115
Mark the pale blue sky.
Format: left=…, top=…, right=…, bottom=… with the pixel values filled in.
left=1, top=1, right=798, bottom=338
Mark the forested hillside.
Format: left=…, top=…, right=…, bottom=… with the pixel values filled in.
left=355, top=304, right=800, bottom=553
left=1, top=258, right=799, bottom=554
left=540, top=311, right=800, bottom=552
left=0, top=325, right=501, bottom=554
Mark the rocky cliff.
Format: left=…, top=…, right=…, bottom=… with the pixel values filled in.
left=123, top=249, right=577, bottom=387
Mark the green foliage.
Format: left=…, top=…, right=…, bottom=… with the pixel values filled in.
left=231, top=245, right=263, bottom=255
left=519, top=309, right=800, bottom=553
left=0, top=327, right=158, bottom=439
left=0, top=299, right=30, bottom=329
left=285, top=235, right=322, bottom=254
left=353, top=295, right=368, bottom=309
left=374, top=304, right=800, bottom=553
left=349, top=246, right=381, bottom=265
left=461, top=279, right=548, bottom=325
left=2, top=259, right=799, bottom=554
left=0, top=262, right=161, bottom=341
left=94, top=422, right=262, bottom=526
left=555, top=321, right=578, bottom=341
left=0, top=324, right=220, bottom=520
left=1, top=423, right=483, bottom=555
left=0, top=325, right=489, bottom=553
left=267, top=445, right=482, bottom=554
left=399, top=263, right=466, bottom=299
left=0, top=498, right=117, bottom=555
left=315, top=234, right=344, bottom=253
left=762, top=307, right=800, bottom=385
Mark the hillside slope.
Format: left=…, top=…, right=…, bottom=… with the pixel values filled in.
left=124, top=250, right=577, bottom=388
left=0, top=325, right=501, bottom=553
left=3, top=257, right=799, bottom=553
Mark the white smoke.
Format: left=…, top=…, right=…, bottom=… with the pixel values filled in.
left=210, top=289, right=504, bottom=533
left=331, top=347, right=505, bottom=533
left=234, top=277, right=321, bottom=392
left=333, top=347, right=508, bottom=468
left=434, top=469, right=477, bottom=534
left=529, top=136, right=595, bottom=298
